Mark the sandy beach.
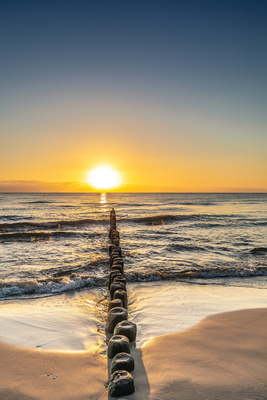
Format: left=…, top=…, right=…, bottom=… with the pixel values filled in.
left=0, top=281, right=267, bottom=399
left=137, top=308, right=267, bottom=400
left=1, top=0, right=267, bottom=394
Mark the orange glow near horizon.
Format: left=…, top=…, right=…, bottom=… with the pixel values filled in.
left=87, top=166, right=121, bottom=190
left=1, top=122, right=267, bottom=193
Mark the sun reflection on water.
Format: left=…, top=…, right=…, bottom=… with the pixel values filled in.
left=100, top=193, right=107, bottom=212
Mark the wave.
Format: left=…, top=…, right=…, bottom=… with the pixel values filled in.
left=192, top=222, right=224, bottom=228
left=127, top=214, right=204, bottom=225
left=49, top=256, right=109, bottom=277
left=1, top=212, right=266, bottom=232
left=25, top=201, right=54, bottom=204
left=0, top=215, right=34, bottom=221
left=177, top=202, right=215, bottom=206
left=0, top=255, right=110, bottom=298
left=127, top=214, right=267, bottom=227
left=124, top=213, right=242, bottom=225
left=0, top=230, right=103, bottom=242
left=0, top=214, right=205, bottom=231
left=166, top=243, right=207, bottom=252
left=116, top=203, right=147, bottom=208
left=1, top=264, right=266, bottom=299
left=250, top=247, right=267, bottom=255
left=134, top=214, right=177, bottom=225
left=59, top=205, right=79, bottom=208
left=0, top=217, right=108, bottom=232
left=126, top=265, right=267, bottom=282
left=0, top=276, right=99, bottom=299
left=248, top=221, right=267, bottom=226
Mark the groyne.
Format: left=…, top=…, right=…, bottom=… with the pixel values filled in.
left=106, top=209, right=137, bottom=397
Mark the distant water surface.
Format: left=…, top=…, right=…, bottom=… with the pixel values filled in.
left=0, top=193, right=266, bottom=299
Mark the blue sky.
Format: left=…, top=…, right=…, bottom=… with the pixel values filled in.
left=1, top=0, right=266, bottom=191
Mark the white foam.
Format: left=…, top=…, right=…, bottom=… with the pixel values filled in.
left=128, top=281, right=267, bottom=346
left=0, top=276, right=96, bottom=298
left=0, top=289, right=106, bottom=351
left=0, top=281, right=266, bottom=351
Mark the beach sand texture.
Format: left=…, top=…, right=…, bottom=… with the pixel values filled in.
left=1, top=307, right=266, bottom=400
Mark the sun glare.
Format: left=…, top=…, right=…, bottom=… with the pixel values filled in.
left=88, top=166, right=120, bottom=190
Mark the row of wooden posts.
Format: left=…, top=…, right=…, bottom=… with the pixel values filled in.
left=105, top=209, right=137, bottom=397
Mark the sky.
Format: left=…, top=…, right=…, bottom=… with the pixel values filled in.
left=0, top=0, right=266, bottom=192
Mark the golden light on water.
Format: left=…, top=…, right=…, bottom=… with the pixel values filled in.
left=100, top=193, right=107, bottom=204
left=87, top=166, right=120, bottom=190
left=100, top=193, right=107, bottom=212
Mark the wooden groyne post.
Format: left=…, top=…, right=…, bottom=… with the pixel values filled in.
left=106, top=208, right=137, bottom=397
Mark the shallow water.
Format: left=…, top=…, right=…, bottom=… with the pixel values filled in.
left=0, top=192, right=266, bottom=298
left=1, top=281, right=266, bottom=350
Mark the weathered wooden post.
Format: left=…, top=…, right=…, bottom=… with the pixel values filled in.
left=106, top=208, right=135, bottom=397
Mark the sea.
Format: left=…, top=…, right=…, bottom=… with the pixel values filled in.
left=0, top=192, right=267, bottom=300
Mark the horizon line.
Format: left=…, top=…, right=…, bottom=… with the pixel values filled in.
left=1, top=191, right=267, bottom=194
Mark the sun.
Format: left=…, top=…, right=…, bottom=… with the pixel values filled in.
left=87, top=166, right=120, bottom=190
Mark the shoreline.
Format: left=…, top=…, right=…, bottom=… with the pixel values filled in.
left=138, top=307, right=267, bottom=400
left=0, top=307, right=266, bottom=399
left=0, top=280, right=266, bottom=350
left=0, top=281, right=266, bottom=398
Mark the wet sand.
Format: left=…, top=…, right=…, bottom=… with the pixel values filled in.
left=0, top=281, right=266, bottom=399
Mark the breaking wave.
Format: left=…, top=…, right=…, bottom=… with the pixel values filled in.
left=0, top=276, right=98, bottom=299
left=1, top=265, right=266, bottom=299
left=125, top=265, right=267, bottom=282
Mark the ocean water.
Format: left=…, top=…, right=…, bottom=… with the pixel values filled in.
left=0, top=192, right=266, bottom=299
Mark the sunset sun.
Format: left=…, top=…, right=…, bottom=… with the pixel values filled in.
left=87, top=166, right=120, bottom=190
